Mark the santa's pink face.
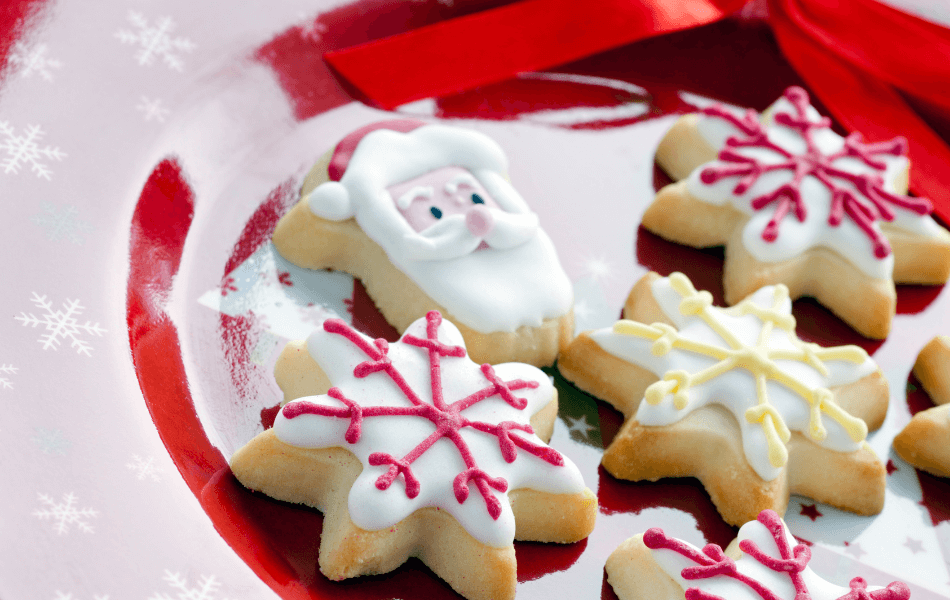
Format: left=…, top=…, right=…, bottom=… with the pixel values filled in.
left=387, top=166, right=501, bottom=234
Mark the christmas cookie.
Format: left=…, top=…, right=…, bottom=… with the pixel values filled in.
left=605, top=509, right=910, bottom=600
left=273, top=119, right=574, bottom=367
left=648, top=86, right=950, bottom=339
left=557, top=271, right=888, bottom=526
left=893, top=335, right=950, bottom=477
left=230, top=311, right=597, bottom=600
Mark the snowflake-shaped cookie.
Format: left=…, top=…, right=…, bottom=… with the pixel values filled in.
left=230, top=311, right=596, bottom=600
left=648, top=86, right=950, bottom=339
left=605, top=509, right=910, bottom=600
left=558, top=272, right=888, bottom=526
left=894, top=335, right=950, bottom=477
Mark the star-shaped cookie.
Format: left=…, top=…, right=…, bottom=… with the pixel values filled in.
left=893, top=335, right=950, bottom=477
left=648, top=86, right=950, bottom=339
left=230, top=311, right=597, bottom=600
left=558, top=271, right=888, bottom=526
left=605, top=509, right=910, bottom=600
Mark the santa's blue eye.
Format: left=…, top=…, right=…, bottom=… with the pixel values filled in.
left=471, top=193, right=485, bottom=205
left=430, top=207, right=443, bottom=219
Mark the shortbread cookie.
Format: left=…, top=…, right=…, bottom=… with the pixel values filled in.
left=648, top=86, right=950, bottom=339
left=893, top=335, right=950, bottom=477
left=273, top=119, right=574, bottom=366
left=558, top=271, right=888, bottom=526
left=230, top=311, right=597, bottom=600
left=605, top=509, right=910, bottom=600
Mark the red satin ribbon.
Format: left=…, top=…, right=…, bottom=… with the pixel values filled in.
left=325, top=0, right=950, bottom=223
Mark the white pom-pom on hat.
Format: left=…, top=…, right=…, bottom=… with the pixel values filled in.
left=307, top=181, right=353, bottom=221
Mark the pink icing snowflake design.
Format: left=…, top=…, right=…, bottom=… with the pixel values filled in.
left=645, top=509, right=910, bottom=600
left=279, top=311, right=565, bottom=520
left=700, top=86, right=931, bottom=259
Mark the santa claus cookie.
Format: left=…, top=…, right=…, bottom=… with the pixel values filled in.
left=648, top=86, right=950, bottom=339
left=605, top=509, right=910, bottom=600
left=557, top=271, right=888, bottom=526
left=893, top=335, right=950, bottom=477
left=273, top=119, right=573, bottom=367
left=230, top=311, right=597, bottom=600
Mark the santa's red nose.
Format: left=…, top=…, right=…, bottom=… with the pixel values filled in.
left=465, top=205, right=493, bottom=237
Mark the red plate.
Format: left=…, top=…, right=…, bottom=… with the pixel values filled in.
left=124, top=2, right=950, bottom=599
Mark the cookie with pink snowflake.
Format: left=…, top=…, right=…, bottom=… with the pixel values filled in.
left=230, top=311, right=597, bottom=600
left=605, top=509, right=910, bottom=600
left=557, top=271, right=888, bottom=526
left=893, top=335, right=950, bottom=477
left=648, top=86, right=950, bottom=339
left=273, top=119, right=573, bottom=367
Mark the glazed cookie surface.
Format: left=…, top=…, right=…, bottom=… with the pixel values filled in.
left=558, top=271, right=888, bottom=526
left=649, top=86, right=950, bottom=339
left=273, top=119, right=574, bottom=367
left=230, top=311, right=597, bottom=600
left=893, top=335, right=950, bottom=477
left=605, top=509, right=910, bottom=600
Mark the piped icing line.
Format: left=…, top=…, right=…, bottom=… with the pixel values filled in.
left=699, top=86, right=931, bottom=261
left=279, top=311, right=564, bottom=522
left=643, top=509, right=911, bottom=600
left=615, top=273, right=867, bottom=470
left=591, top=272, right=878, bottom=480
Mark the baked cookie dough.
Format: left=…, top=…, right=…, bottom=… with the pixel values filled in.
left=273, top=119, right=574, bottom=366
left=649, top=86, right=950, bottom=339
left=231, top=311, right=597, bottom=600
left=893, top=335, right=950, bottom=477
left=558, top=271, right=889, bottom=526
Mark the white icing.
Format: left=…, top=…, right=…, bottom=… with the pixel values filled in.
left=444, top=171, right=479, bottom=197
left=306, top=124, right=572, bottom=334
left=651, top=517, right=891, bottom=600
left=689, top=94, right=945, bottom=279
left=396, top=185, right=433, bottom=210
left=273, top=315, right=587, bottom=548
left=589, top=274, right=877, bottom=481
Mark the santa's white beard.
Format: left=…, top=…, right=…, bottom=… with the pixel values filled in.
left=395, top=228, right=573, bottom=334
left=396, top=209, right=540, bottom=262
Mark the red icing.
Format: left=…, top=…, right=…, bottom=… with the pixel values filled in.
left=700, top=86, right=931, bottom=259
left=644, top=509, right=910, bottom=600
left=281, top=311, right=562, bottom=519
left=837, top=578, right=911, bottom=600
left=328, top=119, right=427, bottom=181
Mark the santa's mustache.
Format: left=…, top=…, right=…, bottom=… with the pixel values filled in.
left=396, top=206, right=539, bottom=262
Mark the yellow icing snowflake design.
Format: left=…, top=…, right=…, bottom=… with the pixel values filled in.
left=614, top=273, right=869, bottom=469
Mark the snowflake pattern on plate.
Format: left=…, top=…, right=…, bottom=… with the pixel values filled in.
left=127, top=454, right=163, bottom=482
left=149, top=571, right=230, bottom=600
left=115, top=12, right=195, bottom=71
left=15, top=293, right=106, bottom=355
left=0, top=122, right=66, bottom=179
left=31, top=427, right=71, bottom=456
left=0, top=364, right=17, bottom=389
left=136, top=97, right=171, bottom=123
left=32, top=492, right=97, bottom=535
left=32, top=203, right=92, bottom=245
left=54, top=593, right=110, bottom=600
left=274, top=311, right=585, bottom=546
left=8, top=42, right=62, bottom=81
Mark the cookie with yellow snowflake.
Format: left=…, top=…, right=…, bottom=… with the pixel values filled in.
left=893, top=335, right=950, bottom=477
left=558, top=271, right=888, bottom=526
